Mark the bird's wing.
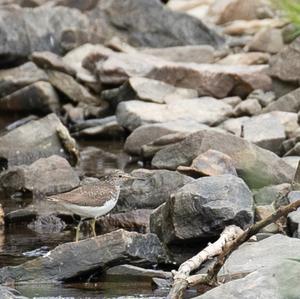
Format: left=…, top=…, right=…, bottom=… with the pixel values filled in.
left=48, top=183, right=117, bottom=207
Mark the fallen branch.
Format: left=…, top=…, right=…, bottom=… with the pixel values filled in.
left=167, top=225, right=244, bottom=299
left=168, top=198, right=300, bottom=299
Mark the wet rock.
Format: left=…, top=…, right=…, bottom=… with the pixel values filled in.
left=102, top=77, right=198, bottom=106
left=151, top=130, right=294, bottom=189
left=141, top=45, right=215, bottom=64
left=106, top=264, right=171, bottom=279
left=263, top=87, right=300, bottom=113
left=0, top=6, right=90, bottom=65
left=0, top=229, right=166, bottom=283
left=217, top=52, right=270, bottom=65
left=27, top=214, right=67, bottom=233
left=97, top=209, right=152, bottom=234
left=96, top=52, right=272, bottom=98
left=246, top=28, right=284, bottom=54
left=0, top=113, right=77, bottom=168
left=269, top=36, right=300, bottom=82
left=242, top=114, right=285, bottom=154
left=253, top=183, right=290, bottom=206
left=118, top=169, right=193, bottom=212
left=31, top=51, right=76, bottom=76
left=124, top=120, right=208, bottom=156
left=177, top=149, right=237, bottom=177
left=220, top=234, right=300, bottom=276
left=72, top=116, right=125, bottom=138
left=0, top=81, right=59, bottom=113
left=195, top=259, right=300, bottom=299
left=223, top=19, right=286, bottom=36
left=233, top=99, right=262, bottom=116
left=208, top=0, right=274, bottom=25
left=116, top=97, right=233, bottom=131
left=0, top=155, right=80, bottom=195
left=150, top=174, right=254, bottom=245
left=0, top=62, right=48, bottom=97
left=88, top=0, right=224, bottom=48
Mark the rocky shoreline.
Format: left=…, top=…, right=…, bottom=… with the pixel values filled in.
left=1, top=0, right=300, bottom=298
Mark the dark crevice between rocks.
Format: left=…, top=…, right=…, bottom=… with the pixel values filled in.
left=0, top=54, right=28, bottom=69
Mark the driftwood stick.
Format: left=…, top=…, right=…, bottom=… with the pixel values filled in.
left=167, top=225, right=244, bottom=299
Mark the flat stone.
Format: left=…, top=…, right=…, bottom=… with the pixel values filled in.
left=31, top=51, right=76, bottom=76
left=242, top=114, right=286, bottom=154
left=253, top=183, right=291, bottom=206
left=116, top=97, right=233, bottom=131
left=233, top=99, right=262, bottom=116
left=217, top=52, right=270, bottom=65
left=0, top=81, right=59, bottom=113
left=269, top=36, right=300, bottom=82
left=0, top=155, right=80, bottom=196
left=97, top=209, right=153, bottom=234
left=102, top=77, right=198, bottom=106
left=0, top=229, right=166, bottom=284
left=195, top=259, right=300, bottom=299
left=0, top=113, right=78, bottom=168
left=124, top=120, right=209, bottom=156
left=150, top=174, right=254, bottom=245
left=88, top=0, right=224, bottom=48
left=106, top=264, right=171, bottom=279
left=141, top=45, right=215, bottom=64
left=247, top=89, right=276, bottom=107
left=219, top=116, right=249, bottom=136
left=0, top=62, right=48, bottom=97
left=282, top=156, right=300, bottom=169
left=177, top=149, right=237, bottom=177
left=246, top=28, right=284, bottom=54
left=263, top=87, right=300, bottom=113
left=220, top=234, right=300, bottom=276
left=118, top=169, right=193, bottom=212
left=151, top=130, right=294, bottom=189
left=96, top=52, right=272, bottom=98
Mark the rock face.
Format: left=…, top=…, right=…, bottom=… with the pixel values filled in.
left=0, top=155, right=80, bottom=195
left=152, top=130, right=294, bottom=189
left=0, top=286, right=27, bottom=299
left=0, top=113, right=77, bottom=169
left=96, top=52, right=272, bottom=98
left=269, top=36, right=300, bottom=82
left=195, top=259, right=300, bottom=299
left=124, top=120, right=209, bottom=156
left=116, top=98, right=233, bottom=131
left=220, top=234, right=300, bottom=275
left=242, top=114, right=286, bottom=154
left=0, top=81, right=59, bottom=113
left=88, top=0, right=224, bottom=48
left=0, top=229, right=166, bottom=283
left=118, top=169, right=193, bottom=212
left=150, top=175, right=254, bottom=245
left=0, top=6, right=90, bottom=65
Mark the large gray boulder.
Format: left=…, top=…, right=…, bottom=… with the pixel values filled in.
left=88, top=0, right=224, bottom=48
left=0, top=229, right=166, bottom=283
left=0, top=6, right=90, bottom=65
left=0, top=113, right=77, bottom=169
left=116, top=98, right=233, bottom=131
left=0, top=155, right=80, bottom=195
left=117, top=169, right=193, bottom=212
left=195, top=259, right=300, bottom=299
left=0, top=286, right=27, bottom=299
left=152, top=130, right=294, bottom=189
left=150, top=175, right=254, bottom=245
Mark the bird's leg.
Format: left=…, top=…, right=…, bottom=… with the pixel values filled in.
left=91, top=218, right=97, bottom=237
left=75, top=219, right=83, bottom=242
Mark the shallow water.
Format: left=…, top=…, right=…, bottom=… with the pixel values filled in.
left=0, top=132, right=170, bottom=298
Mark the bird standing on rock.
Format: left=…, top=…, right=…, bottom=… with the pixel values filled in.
left=47, top=170, right=137, bottom=242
